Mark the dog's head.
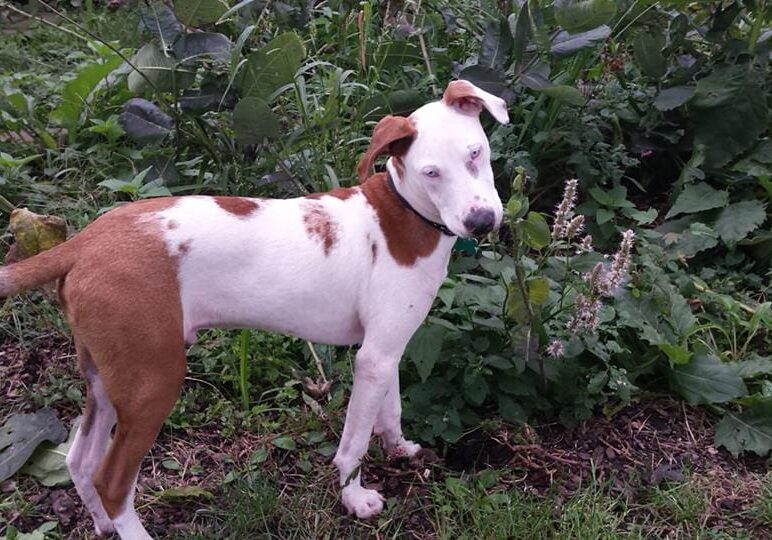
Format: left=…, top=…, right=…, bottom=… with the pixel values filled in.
left=358, top=80, right=509, bottom=238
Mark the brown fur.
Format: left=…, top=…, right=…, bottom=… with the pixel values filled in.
left=213, top=196, right=259, bottom=218
left=357, top=115, right=417, bottom=182
left=306, top=187, right=358, bottom=200
left=361, top=173, right=440, bottom=266
left=442, top=80, right=484, bottom=115
left=302, top=202, right=340, bottom=256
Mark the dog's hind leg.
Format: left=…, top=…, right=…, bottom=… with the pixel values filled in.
left=66, top=343, right=117, bottom=536
left=90, top=344, right=186, bottom=540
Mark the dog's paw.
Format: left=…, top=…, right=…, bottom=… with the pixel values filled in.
left=341, top=485, right=385, bottom=519
left=93, top=519, right=115, bottom=537
left=388, top=438, right=422, bottom=460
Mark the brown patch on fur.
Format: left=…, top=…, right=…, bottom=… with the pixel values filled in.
left=361, top=173, right=440, bottom=266
left=213, top=196, right=259, bottom=218
left=302, top=203, right=339, bottom=256
left=392, top=156, right=407, bottom=180
left=306, top=187, right=359, bottom=200
left=77, top=343, right=98, bottom=437
left=357, top=115, right=417, bottom=182
left=466, top=161, right=479, bottom=177
left=178, top=240, right=191, bottom=254
left=30, top=196, right=188, bottom=518
left=167, top=220, right=178, bottom=230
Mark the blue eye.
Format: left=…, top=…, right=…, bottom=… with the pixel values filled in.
left=424, top=168, right=439, bottom=178
left=470, top=147, right=481, bottom=159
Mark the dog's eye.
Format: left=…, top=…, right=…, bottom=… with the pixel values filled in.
left=424, top=167, right=440, bottom=178
left=470, top=145, right=481, bottom=159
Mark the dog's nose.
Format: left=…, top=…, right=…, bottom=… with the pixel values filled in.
left=463, top=208, right=496, bottom=237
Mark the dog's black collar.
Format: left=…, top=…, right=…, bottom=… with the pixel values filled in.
left=385, top=171, right=456, bottom=237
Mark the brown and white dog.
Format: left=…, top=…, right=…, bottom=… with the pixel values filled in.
left=0, top=80, right=508, bottom=539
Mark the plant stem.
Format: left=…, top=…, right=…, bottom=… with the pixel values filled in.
left=238, top=329, right=250, bottom=410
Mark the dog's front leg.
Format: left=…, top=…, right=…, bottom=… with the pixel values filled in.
left=373, top=372, right=421, bottom=459
left=333, top=343, right=399, bottom=518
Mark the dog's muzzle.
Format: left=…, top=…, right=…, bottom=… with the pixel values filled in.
left=463, top=208, right=496, bottom=237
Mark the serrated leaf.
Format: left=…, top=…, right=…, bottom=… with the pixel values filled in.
left=119, top=98, right=174, bottom=145
left=633, top=34, right=666, bottom=79
left=669, top=349, right=747, bottom=405
left=713, top=200, right=766, bottom=244
left=479, top=18, right=512, bottom=71
left=405, top=325, right=446, bottom=382
left=554, top=0, right=616, bottom=33
left=665, top=183, right=728, bottom=219
left=173, top=0, right=228, bottom=26
left=539, top=85, right=585, bottom=106
left=239, top=32, right=305, bottom=99
left=550, top=25, right=610, bottom=56
left=523, top=211, right=550, bottom=248
left=654, top=86, right=695, bottom=111
left=0, top=409, right=67, bottom=483
left=715, top=400, right=772, bottom=457
left=233, top=97, right=280, bottom=143
left=128, top=42, right=195, bottom=94
left=692, top=65, right=769, bottom=168
left=271, top=435, right=296, bottom=450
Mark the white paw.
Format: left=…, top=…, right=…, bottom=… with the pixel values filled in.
left=341, top=485, right=385, bottom=519
left=388, top=439, right=422, bottom=459
left=94, top=519, right=115, bottom=537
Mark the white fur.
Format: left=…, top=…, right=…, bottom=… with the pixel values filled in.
left=84, top=83, right=507, bottom=537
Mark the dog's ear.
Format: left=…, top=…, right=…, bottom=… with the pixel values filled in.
left=443, top=80, right=509, bottom=124
left=357, top=115, right=417, bottom=182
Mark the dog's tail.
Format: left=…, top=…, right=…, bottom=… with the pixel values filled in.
left=0, top=239, right=79, bottom=298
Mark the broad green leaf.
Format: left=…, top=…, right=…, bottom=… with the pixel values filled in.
left=554, top=0, right=616, bottom=33
left=119, top=98, right=174, bottom=145
left=405, top=325, right=446, bottom=382
left=731, top=354, right=772, bottom=379
left=173, top=0, right=228, bottom=26
left=715, top=400, right=772, bottom=457
left=713, top=200, right=766, bottom=243
left=179, top=84, right=236, bottom=112
left=596, top=208, right=614, bottom=224
left=50, top=52, right=123, bottom=135
left=232, top=97, right=280, bottom=143
left=692, top=65, right=769, bottom=168
left=271, top=435, right=296, bottom=450
left=668, top=291, right=697, bottom=337
left=458, top=65, right=509, bottom=98
left=527, top=277, right=549, bottom=307
left=522, top=211, right=550, bottom=248
left=21, top=419, right=79, bottom=486
left=0, top=409, right=67, bottom=483
left=539, top=85, right=585, bottom=106
left=507, top=277, right=549, bottom=323
left=173, top=32, right=232, bottom=64
left=673, top=222, right=719, bottom=258
left=654, top=86, right=695, bottom=111
left=669, top=349, right=747, bottom=405
left=498, top=395, right=526, bottom=423
left=464, top=370, right=489, bottom=406
left=128, top=42, right=196, bottom=94
left=239, top=32, right=305, bottom=99
left=665, top=183, right=728, bottom=219
left=8, top=208, right=67, bottom=260
left=550, top=25, right=611, bottom=56
left=139, top=1, right=182, bottom=50
left=510, top=2, right=531, bottom=66
left=657, top=344, right=692, bottom=365
left=479, top=17, right=513, bottom=70
left=633, top=34, right=666, bottom=79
